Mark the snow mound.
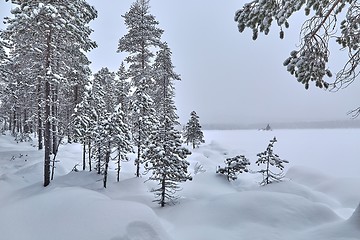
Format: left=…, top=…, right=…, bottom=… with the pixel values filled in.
left=180, top=172, right=237, bottom=200
left=207, top=191, right=340, bottom=229
left=286, top=166, right=331, bottom=186
left=314, top=178, right=360, bottom=208
left=259, top=180, right=341, bottom=209
left=158, top=189, right=340, bottom=240
left=0, top=186, right=170, bottom=240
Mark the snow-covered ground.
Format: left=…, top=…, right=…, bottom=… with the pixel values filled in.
left=0, top=129, right=359, bottom=240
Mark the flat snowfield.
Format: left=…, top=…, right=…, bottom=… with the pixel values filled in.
left=0, top=129, right=359, bottom=240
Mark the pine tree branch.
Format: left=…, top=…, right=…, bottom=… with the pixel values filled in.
left=309, top=0, right=342, bottom=40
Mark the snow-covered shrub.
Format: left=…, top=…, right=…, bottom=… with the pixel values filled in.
left=217, top=155, right=250, bottom=181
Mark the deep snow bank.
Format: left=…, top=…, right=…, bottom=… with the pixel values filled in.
left=0, top=185, right=170, bottom=240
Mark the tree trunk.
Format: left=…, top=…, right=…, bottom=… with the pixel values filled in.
left=103, top=149, right=110, bottom=188
left=97, top=145, right=101, bottom=174
left=43, top=27, right=52, bottom=187
left=8, top=113, right=12, bottom=132
left=12, top=110, right=16, bottom=136
left=51, top=85, right=58, bottom=154
left=51, top=137, right=62, bottom=181
left=160, top=174, right=166, bottom=207
left=88, top=140, right=92, bottom=172
left=266, top=158, right=270, bottom=185
left=37, top=76, right=43, bottom=150
left=44, top=79, right=51, bottom=187
left=24, top=109, right=29, bottom=133
left=82, top=142, right=86, bottom=170
left=117, top=146, right=121, bottom=182
left=136, top=141, right=141, bottom=177
left=136, top=123, right=141, bottom=177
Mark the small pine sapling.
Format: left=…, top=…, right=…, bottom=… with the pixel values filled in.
left=217, top=155, right=250, bottom=181
left=183, top=111, right=205, bottom=149
left=256, top=137, right=289, bottom=185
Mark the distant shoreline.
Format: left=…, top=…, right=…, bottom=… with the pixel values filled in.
left=201, top=120, right=360, bottom=130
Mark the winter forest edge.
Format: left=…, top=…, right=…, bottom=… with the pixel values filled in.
left=0, top=1, right=360, bottom=240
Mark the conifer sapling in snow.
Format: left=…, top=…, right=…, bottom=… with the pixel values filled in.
left=256, top=137, right=288, bottom=185
left=217, top=155, right=250, bottom=181
left=183, top=111, right=205, bottom=149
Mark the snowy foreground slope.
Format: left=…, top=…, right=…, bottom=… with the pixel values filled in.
left=0, top=129, right=359, bottom=240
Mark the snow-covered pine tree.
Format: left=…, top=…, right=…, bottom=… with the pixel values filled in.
left=0, top=39, right=7, bottom=80
left=118, top=0, right=163, bottom=177
left=217, top=155, right=250, bottom=181
left=130, top=85, right=158, bottom=177
left=58, top=41, right=93, bottom=144
left=152, top=42, right=181, bottom=116
left=91, top=68, right=115, bottom=175
left=144, top=119, right=192, bottom=207
left=72, top=82, right=97, bottom=171
left=183, top=111, right=205, bottom=149
left=2, top=0, right=97, bottom=186
left=112, top=108, right=133, bottom=183
left=93, top=68, right=117, bottom=113
left=117, top=0, right=163, bottom=87
left=256, top=137, right=289, bottom=185
left=115, top=62, right=131, bottom=116
left=0, top=39, right=7, bottom=132
left=143, top=40, right=191, bottom=207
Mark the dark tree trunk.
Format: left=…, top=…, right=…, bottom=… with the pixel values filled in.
left=12, top=110, right=16, bottom=136
left=97, top=146, right=101, bottom=174
left=103, top=148, right=110, bottom=188
left=136, top=141, right=141, bottom=177
left=136, top=123, right=141, bottom=177
left=266, top=158, right=270, bottom=185
left=44, top=28, right=52, bottom=187
left=37, top=77, right=43, bottom=150
left=160, top=175, right=166, bottom=207
left=117, top=146, right=121, bottom=182
left=51, top=137, right=62, bottom=181
left=88, top=140, right=92, bottom=172
left=24, top=109, right=30, bottom=133
left=82, top=142, right=86, bottom=170
left=8, top=113, right=12, bottom=132
left=44, top=79, right=51, bottom=187
left=16, top=110, right=21, bottom=136
left=51, top=85, right=58, bottom=154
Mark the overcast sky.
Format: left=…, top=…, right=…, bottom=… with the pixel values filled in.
left=1, top=1, right=359, bottom=126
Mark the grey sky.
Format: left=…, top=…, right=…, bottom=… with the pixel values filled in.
left=1, top=1, right=359, bottom=126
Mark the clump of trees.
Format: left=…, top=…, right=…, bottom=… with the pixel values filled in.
left=0, top=0, right=98, bottom=186
left=0, top=0, right=193, bottom=206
